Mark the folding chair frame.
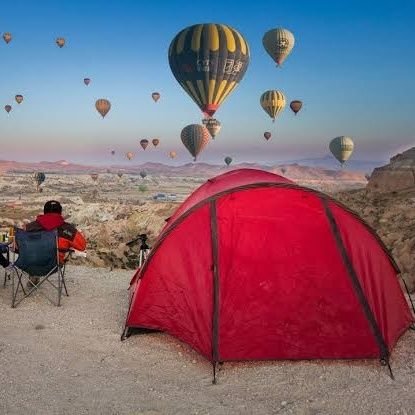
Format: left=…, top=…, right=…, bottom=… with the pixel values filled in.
left=8, top=230, right=69, bottom=308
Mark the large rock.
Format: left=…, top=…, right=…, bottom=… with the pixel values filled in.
left=368, top=147, right=415, bottom=192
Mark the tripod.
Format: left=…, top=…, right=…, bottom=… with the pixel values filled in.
left=126, top=233, right=151, bottom=267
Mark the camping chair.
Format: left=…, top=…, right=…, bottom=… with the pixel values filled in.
left=1, top=242, right=11, bottom=287
left=8, top=228, right=68, bottom=308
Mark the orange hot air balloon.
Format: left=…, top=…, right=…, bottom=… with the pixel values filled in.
left=169, top=151, right=177, bottom=159
left=95, top=99, right=111, bottom=118
left=152, top=92, right=160, bottom=102
left=126, top=152, right=134, bottom=160
left=56, top=37, right=65, bottom=48
left=264, top=132, right=271, bottom=141
left=152, top=138, right=160, bottom=147
left=140, top=139, right=149, bottom=150
left=5, top=105, right=12, bottom=114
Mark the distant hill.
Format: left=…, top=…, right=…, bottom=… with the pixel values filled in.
left=284, top=154, right=385, bottom=173
left=0, top=158, right=366, bottom=182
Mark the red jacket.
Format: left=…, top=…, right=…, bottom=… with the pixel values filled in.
left=25, top=213, right=86, bottom=262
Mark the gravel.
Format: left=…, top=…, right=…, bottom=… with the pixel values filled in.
left=1, top=265, right=415, bottom=415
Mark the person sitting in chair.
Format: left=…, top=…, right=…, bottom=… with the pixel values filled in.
left=25, top=200, right=87, bottom=268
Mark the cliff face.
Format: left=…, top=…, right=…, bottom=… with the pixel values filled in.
left=367, top=147, right=415, bottom=192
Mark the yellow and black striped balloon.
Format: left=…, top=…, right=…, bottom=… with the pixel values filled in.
left=168, top=23, right=250, bottom=117
left=260, top=90, right=286, bottom=121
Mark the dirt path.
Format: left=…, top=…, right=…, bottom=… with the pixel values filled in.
left=1, top=265, right=414, bottom=415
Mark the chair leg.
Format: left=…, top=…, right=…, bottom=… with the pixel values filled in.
left=62, top=275, right=69, bottom=296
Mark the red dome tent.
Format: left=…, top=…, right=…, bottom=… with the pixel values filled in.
left=123, top=169, right=413, bottom=380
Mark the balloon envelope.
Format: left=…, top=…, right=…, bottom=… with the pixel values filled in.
left=169, top=151, right=177, bottom=159
left=139, top=171, right=147, bottom=179
left=168, top=23, right=250, bottom=117
left=224, top=156, right=232, bottom=166
left=152, top=138, right=160, bottom=147
left=140, top=139, right=149, bottom=150
left=4, top=105, right=12, bottom=113
left=84, top=78, right=91, bottom=86
left=15, top=95, right=23, bottom=104
left=126, top=152, right=134, bottom=160
left=262, top=28, right=295, bottom=66
left=260, top=90, right=286, bottom=121
left=56, top=37, right=65, bottom=48
left=202, top=118, right=221, bottom=138
left=180, top=124, right=210, bottom=160
left=3, top=32, right=12, bottom=44
left=152, top=92, right=160, bottom=102
left=264, top=132, right=272, bottom=141
left=329, top=136, right=354, bottom=165
left=290, top=100, right=302, bottom=115
left=95, top=99, right=111, bottom=118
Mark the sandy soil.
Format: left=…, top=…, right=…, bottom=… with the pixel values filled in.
left=1, top=265, right=415, bottom=415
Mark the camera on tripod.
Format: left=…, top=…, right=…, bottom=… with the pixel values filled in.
left=126, top=233, right=150, bottom=251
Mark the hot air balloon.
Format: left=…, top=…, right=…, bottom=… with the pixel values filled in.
left=152, top=92, right=160, bottom=102
left=262, top=28, right=295, bottom=67
left=90, top=173, right=99, bottom=182
left=139, top=171, right=147, bottom=179
left=33, top=172, right=46, bottom=192
left=126, top=152, right=134, bottom=160
left=152, top=138, right=160, bottom=147
left=4, top=105, right=12, bottom=114
left=140, top=139, right=149, bottom=150
left=260, top=90, right=286, bottom=122
left=169, top=151, right=177, bottom=159
left=224, top=156, right=232, bottom=166
left=3, top=32, right=12, bottom=44
left=168, top=23, right=250, bottom=117
left=56, top=37, right=65, bottom=48
left=329, top=136, right=354, bottom=166
left=15, top=95, right=23, bottom=104
left=281, top=167, right=287, bottom=174
left=202, top=118, right=221, bottom=139
left=181, top=124, right=210, bottom=161
left=111, top=150, right=115, bottom=156
left=95, top=99, right=111, bottom=118
left=290, top=100, right=302, bottom=115
left=117, top=172, right=123, bottom=178
left=264, top=132, right=272, bottom=141
left=84, top=78, right=91, bottom=86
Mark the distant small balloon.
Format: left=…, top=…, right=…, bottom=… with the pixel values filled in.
left=117, top=172, right=123, bottom=178
left=95, top=99, right=111, bottom=118
left=224, top=156, right=232, bottom=166
left=264, top=132, right=272, bottom=141
left=84, top=78, right=91, bottom=86
left=5, top=105, right=12, bottom=114
left=139, top=170, right=147, bottom=179
left=152, top=92, right=160, bottom=102
left=126, top=152, right=134, bottom=160
left=56, top=37, right=65, bottom=48
left=15, top=95, right=23, bottom=104
left=152, top=138, right=160, bottom=147
left=111, top=150, right=115, bottom=156
left=202, top=118, right=221, bottom=139
left=3, top=32, right=12, bottom=44
left=290, top=100, right=302, bottom=115
left=169, top=151, right=177, bottom=159
left=140, top=139, right=149, bottom=150
left=329, top=136, right=354, bottom=166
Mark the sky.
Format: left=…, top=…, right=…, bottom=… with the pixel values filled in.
left=0, top=0, right=414, bottom=165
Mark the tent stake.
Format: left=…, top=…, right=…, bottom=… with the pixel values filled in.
left=380, top=358, right=395, bottom=380
left=212, top=362, right=217, bottom=385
